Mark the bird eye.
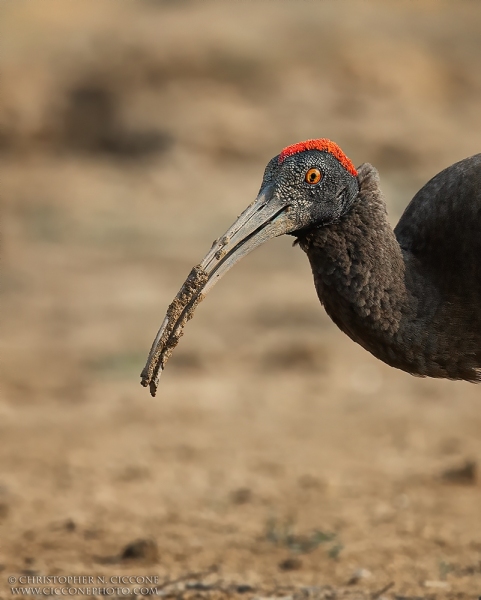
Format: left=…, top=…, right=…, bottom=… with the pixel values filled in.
left=305, top=168, right=322, bottom=184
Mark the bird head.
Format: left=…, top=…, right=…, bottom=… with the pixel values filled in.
left=141, top=138, right=360, bottom=393
left=264, top=139, right=359, bottom=235
left=199, top=138, right=359, bottom=295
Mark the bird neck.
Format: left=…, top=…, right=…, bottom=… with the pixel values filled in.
left=297, top=163, right=417, bottom=371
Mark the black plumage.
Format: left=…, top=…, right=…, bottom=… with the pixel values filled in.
left=141, top=140, right=481, bottom=395
left=299, top=157, right=481, bottom=380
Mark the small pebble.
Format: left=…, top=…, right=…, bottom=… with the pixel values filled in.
left=347, top=568, right=372, bottom=585
left=121, top=538, right=159, bottom=563
left=278, top=557, right=302, bottom=571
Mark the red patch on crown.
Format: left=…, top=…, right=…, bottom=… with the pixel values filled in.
left=278, top=138, right=357, bottom=176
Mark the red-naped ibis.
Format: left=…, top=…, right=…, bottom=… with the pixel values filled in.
left=141, top=139, right=481, bottom=396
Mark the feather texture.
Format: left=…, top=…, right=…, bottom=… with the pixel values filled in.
left=298, top=159, right=481, bottom=380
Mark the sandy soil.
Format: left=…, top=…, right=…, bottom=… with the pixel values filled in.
left=1, top=1, right=481, bottom=598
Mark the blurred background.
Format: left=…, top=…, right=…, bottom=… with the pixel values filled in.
left=1, top=0, right=481, bottom=595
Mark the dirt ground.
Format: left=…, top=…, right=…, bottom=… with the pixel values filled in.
left=1, top=1, right=481, bottom=598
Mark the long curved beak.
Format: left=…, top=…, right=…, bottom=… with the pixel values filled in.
left=141, top=186, right=295, bottom=396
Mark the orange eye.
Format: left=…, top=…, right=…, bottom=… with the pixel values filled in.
left=305, top=168, right=322, bottom=184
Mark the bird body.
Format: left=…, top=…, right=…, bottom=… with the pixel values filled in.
left=299, top=157, right=481, bottom=381
left=141, top=140, right=481, bottom=396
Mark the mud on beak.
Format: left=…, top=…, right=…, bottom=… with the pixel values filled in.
left=140, top=185, right=295, bottom=396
